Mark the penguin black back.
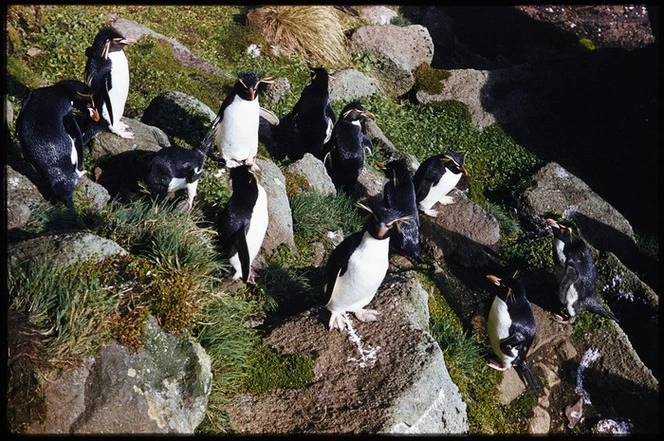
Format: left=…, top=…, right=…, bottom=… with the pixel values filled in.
left=323, top=101, right=374, bottom=194
left=413, top=151, right=467, bottom=216
left=17, top=80, right=100, bottom=213
left=289, top=67, right=336, bottom=160
left=380, top=159, right=423, bottom=264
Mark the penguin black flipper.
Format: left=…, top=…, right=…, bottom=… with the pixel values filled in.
left=514, top=359, right=541, bottom=393
left=580, top=295, right=619, bottom=322
left=63, top=112, right=85, bottom=172
left=413, top=160, right=442, bottom=202
left=322, top=231, right=363, bottom=305
left=231, top=226, right=251, bottom=284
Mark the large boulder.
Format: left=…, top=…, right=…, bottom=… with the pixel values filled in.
left=222, top=272, right=468, bottom=434
left=25, top=316, right=212, bottom=434
left=349, top=24, right=434, bottom=98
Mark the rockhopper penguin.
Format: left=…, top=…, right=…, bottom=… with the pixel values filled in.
left=208, top=72, right=267, bottom=170
left=545, top=217, right=618, bottom=323
left=413, top=152, right=467, bottom=217
left=144, top=129, right=212, bottom=212
left=323, top=202, right=409, bottom=331
left=216, top=165, right=269, bottom=284
left=16, top=79, right=101, bottom=214
left=83, top=26, right=136, bottom=139
left=286, top=67, right=336, bottom=161
left=323, top=101, right=374, bottom=195
left=379, top=159, right=424, bottom=264
left=486, top=273, right=540, bottom=392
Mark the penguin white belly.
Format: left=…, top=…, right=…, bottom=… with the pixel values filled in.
left=552, top=238, right=566, bottom=282
left=326, top=234, right=389, bottom=313
left=216, top=97, right=259, bottom=162
left=488, top=297, right=516, bottom=367
left=419, top=171, right=461, bottom=210
left=69, top=136, right=85, bottom=178
left=563, top=283, right=579, bottom=318
left=106, top=51, right=130, bottom=125
left=230, top=184, right=268, bottom=279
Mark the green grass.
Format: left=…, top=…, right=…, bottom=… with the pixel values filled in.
left=290, top=190, right=364, bottom=243
left=241, top=342, right=314, bottom=394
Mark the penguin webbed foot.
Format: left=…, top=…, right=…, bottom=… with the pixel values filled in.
left=353, top=308, right=379, bottom=323
left=437, top=195, right=456, bottom=205
left=487, top=357, right=509, bottom=371
left=422, top=208, right=439, bottom=217
left=328, top=311, right=350, bottom=332
left=552, top=313, right=575, bottom=324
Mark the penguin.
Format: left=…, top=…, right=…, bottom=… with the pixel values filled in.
left=486, top=273, right=540, bottom=392
left=413, top=152, right=467, bottom=217
left=323, top=202, right=409, bottom=331
left=83, top=26, right=136, bottom=139
left=208, top=72, right=267, bottom=170
left=216, top=165, right=269, bottom=284
left=322, top=101, right=374, bottom=194
left=379, top=159, right=424, bottom=264
left=285, top=67, right=336, bottom=161
left=144, top=129, right=212, bottom=212
left=16, top=79, right=101, bottom=214
left=545, top=217, right=618, bottom=323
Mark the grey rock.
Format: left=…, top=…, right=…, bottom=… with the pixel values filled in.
left=88, top=118, right=169, bottom=162
left=358, top=5, right=398, bottom=25
left=26, top=317, right=212, bottom=434
left=284, top=153, right=336, bottom=197
left=262, top=77, right=291, bottom=105
left=223, top=272, right=468, bottom=434
left=141, top=91, right=216, bottom=147
left=349, top=24, right=434, bottom=98
left=8, top=232, right=127, bottom=266
left=76, top=175, right=111, bottom=212
left=256, top=157, right=296, bottom=256
left=6, top=165, right=46, bottom=229
left=329, top=68, right=380, bottom=103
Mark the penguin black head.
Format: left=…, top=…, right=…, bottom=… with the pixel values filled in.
left=309, top=67, right=330, bottom=83
left=357, top=201, right=411, bottom=241
left=379, top=159, right=411, bottom=186
left=545, top=217, right=583, bottom=245
left=235, top=72, right=262, bottom=101
left=229, top=163, right=258, bottom=190
left=60, top=80, right=101, bottom=122
left=339, top=101, right=374, bottom=123
left=85, top=26, right=136, bottom=60
left=441, top=152, right=468, bottom=176
left=486, top=272, right=527, bottom=303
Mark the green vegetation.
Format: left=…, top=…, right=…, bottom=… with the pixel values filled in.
left=290, top=191, right=364, bottom=243
left=241, top=342, right=314, bottom=394
left=414, top=63, right=450, bottom=95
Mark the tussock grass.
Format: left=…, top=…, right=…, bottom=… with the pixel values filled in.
left=247, top=6, right=350, bottom=67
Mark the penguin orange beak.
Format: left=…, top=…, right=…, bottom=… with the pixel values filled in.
left=461, top=165, right=468, bottom=176
left=248, top=88, right=256, bottom=101
left=364, top=111, right=375, bottom=119
left=486, top=274, right=501, bottom=286
left=376, top=162, right=386, bottom=169
left=89, top=107, right=100, bottom=122
left=545, top=218, right=559, bottom=229
left=121, top=38, right=137, bottom=45
left=376, top=222, right=390, bottom=240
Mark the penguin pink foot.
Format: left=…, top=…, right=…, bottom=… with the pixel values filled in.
left=552, top=313, right=575, bottom=324
left=328, top=311, right=350, bottom=331
left=487, top=359, right=509, bottom=371
left=437, top=195, right=456, bottom=205
left=354, top=308, right=379, bottom=322
left=423, top=208, right=440, bottom=217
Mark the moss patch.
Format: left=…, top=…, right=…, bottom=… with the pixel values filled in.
left=242, top=343, right=314, bottom=393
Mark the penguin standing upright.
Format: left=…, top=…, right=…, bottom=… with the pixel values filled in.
left=486, top=273, right=540, bottom=392
left=216, top=165, right=268, bottom=284
left=208, top=72, right=265, bottom=170
left=545, top=217, right=618, bottom=323
left=323, top=202, right=408, bottom=331
left=379, top=159, right=424, bottom=264
left=284, top=67, right=336, bottom=161
left=413, top=152, right=467, bottom=217
left=83, top=26, right=136, bottom=139
left=323, top=101, right=374, bottom=194
left=144, top=129, right=212, bottom=212
left=16, top=79, right=100, bottom=214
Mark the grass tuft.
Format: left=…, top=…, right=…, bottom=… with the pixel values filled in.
left=290, top=191, right=363, bottom=243
left=247, top=6, right=349, bottom=67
